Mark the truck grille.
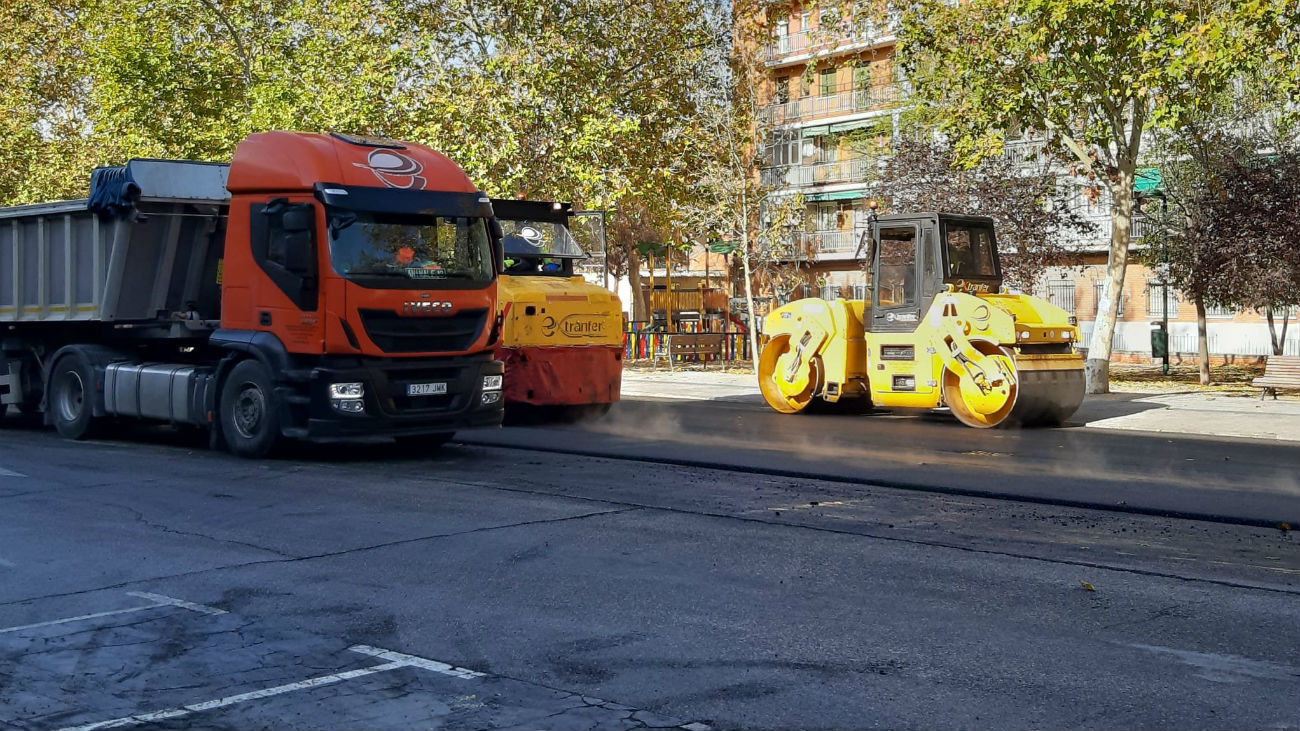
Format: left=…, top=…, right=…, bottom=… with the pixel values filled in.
left=358, top=308, right=488, bottom=353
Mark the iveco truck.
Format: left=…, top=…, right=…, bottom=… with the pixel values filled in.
left=0, top=131, right=505, bottom=457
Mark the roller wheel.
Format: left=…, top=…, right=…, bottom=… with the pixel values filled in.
left=50, top=353, right=99, bottom=440
left=942, top=342, right=1018, bottom=428
left=220, top=359, right=282, bottom=458
left=758, top=335, right=821, bottom=414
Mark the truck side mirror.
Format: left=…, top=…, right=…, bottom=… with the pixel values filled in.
left=282, top=207, right=313, bottom=232
left=488, top=218, right=505, bottom=274
left=281, top=231, right=313, bottom=274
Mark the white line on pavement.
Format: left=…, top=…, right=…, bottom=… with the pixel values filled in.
left=53, top=645, right=484, bottom=731
left=0, top=592, right=225, bottom=635
left=0, top=466, right=26, bottom=477
left=125, top=592, right=227, bottom=616
left=55, top=663, right=408, bottom=731
left=0, top=605, right=160, bottom=635
left=349, top=644, right=487, bottom=679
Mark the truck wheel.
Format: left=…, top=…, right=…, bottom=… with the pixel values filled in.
left=49, top=354, right=98, bottom=440
left=220, top=359, right=281, bottom=458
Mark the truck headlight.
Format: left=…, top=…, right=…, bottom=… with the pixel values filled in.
left=329, top=382, right=365, bottom=398
left=481, top=391, right=502, bottom=405
left=332, top=398, right=366, bottom=414
left=482, top=375, right=503, bottom=391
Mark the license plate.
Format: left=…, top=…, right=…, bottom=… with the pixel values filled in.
left=406, top=382, right=447, bottom=396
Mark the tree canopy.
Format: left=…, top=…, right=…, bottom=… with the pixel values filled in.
left=896, top=0, right=1290, bottom=391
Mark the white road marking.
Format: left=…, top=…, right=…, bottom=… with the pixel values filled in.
left=54, top=645, right=483, bottom=731
left=55, top=663, right=408, bottom=731
left=125, top=592, right=227, bottom=616
left=0, top=604, right=160, bottom=635
left=0, top=466, right=26, bottom=477
left=0, top=592, right=224, bottom=635
left=349, top=644, right=486, bottom=679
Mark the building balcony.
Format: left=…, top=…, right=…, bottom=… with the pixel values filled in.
left=762, top=158, right=874, bottom=189
left=760, top=85, right=900, bottom=125
left=763, top=19, right=897, bottom=65
left=768, top=229, right=869, bottom=261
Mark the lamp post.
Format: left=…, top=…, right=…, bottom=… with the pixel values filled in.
left=1139, top=189, right=1171, bottom=376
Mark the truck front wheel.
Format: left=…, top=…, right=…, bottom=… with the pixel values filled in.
left=50, top=354, right=98, bottom=440
left=220, top=359, right=281, bottom=458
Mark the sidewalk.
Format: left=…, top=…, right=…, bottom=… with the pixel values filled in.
left=620, top=368, right=1300, bottom=443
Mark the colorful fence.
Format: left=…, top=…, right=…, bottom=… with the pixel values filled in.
left=623, top=322, right=752, bottom=364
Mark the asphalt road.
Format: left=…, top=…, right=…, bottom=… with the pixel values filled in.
left=0, top=408, right=1297, bottom=730
left=466, top=397, right=1300, bottom=527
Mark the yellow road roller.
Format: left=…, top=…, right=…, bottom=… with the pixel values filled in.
left=758, top=212, right=1085, bottom=427
left=492, top=198, right=622, bottom=421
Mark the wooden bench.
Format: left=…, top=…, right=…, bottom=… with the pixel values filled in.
left=1253, top=354, right=1300, bottom=399
left=662, top=333, right=726, bottom=372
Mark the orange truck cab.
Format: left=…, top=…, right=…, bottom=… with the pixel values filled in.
left=491, top=198, right=622, bottom=420
left=0, top=131, right=505, bottom=457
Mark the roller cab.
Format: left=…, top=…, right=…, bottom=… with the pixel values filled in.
left=491, top=199, right=621, bottom=418
left=759, top=212, right=1085, bottom=428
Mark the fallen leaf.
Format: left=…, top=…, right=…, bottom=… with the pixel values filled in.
left=1080, top=581, right=1096, bottom=592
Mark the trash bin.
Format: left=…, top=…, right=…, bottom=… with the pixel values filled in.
left=1150, top=321, right=1168, bottom=359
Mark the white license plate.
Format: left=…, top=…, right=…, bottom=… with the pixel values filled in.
left=406, top=382, right=447, bottom=396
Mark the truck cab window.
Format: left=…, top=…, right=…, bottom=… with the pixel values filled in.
left=944, top=225, right=997, bottom=279
left=328, top=211, right=493, bottom=287
left=876, top=226, right=916, bottom=307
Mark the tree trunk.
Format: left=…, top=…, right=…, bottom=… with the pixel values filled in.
left=1195, top=295, right=1210, bottom=385
left=625, top=245, right=648, bottom=322
left=1265, top=307, right=1290, bottom=356
left=741, top=248, right=760, bottom=373
left=1085, top=171, right=1136, bottom=394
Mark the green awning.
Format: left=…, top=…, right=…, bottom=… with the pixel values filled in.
left=805, top=190, right=868, bottom=202
left=828, top=120, right=878, bottom=134
left=800, top=125, right=830, bottom=137
left=1135, top=167, right=1162, bottom=193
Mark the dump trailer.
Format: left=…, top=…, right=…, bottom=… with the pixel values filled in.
left=759, top=212, right=1085, bottom=428
left=491, top=198, right=621, bottom=420
left=0, top=132, right=506, bottom=457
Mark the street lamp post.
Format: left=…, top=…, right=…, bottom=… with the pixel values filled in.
left=1156, top=192, right=1169, bottom=376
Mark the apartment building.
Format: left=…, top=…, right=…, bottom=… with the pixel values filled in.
left=755, top=0, right=901, bottom=300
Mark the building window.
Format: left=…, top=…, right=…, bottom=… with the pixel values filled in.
left=1096, top=281, right=1125, bottom=318
left=820, top=68, right=837, bottom=97
left=1205, top=302, right=1236, bottom=318
left=1145, top=280, right=1179, bottom=318
left=1047, top=280, right=1076, bottom=315
left=853, top=64, right=872, bottom=92
left=776, top=77, right=790, bottom=104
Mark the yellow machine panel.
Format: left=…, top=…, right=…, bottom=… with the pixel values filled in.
left=499, top=275, right=622, bottom=348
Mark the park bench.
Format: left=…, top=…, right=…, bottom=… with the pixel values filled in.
left=1252, top=354, right=1300, bottom=399
left=659, top=333, right=726, bottom=372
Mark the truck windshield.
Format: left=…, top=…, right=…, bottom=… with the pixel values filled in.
left=328, top=211, right=493, bottom=286
left=943, top=224, right=998, bottom=279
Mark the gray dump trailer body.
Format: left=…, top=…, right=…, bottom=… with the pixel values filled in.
left=1, top=160, right=229, bottom=330
left=1, top=160, right=230, bottom=419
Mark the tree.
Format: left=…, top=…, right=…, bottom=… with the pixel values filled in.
left=897, top=0, right=1282, bottom=393
left=0, top=0, right=95, bottom=205
left=1186, top=153, right=1300, bottom=358
left=875, top=138, right=1096, bottom=291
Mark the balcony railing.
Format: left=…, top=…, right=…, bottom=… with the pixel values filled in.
left=762, top=157, right=874, bottom=188
left=763, top=18, right=898, bottom=63
left=760, top=85, right=900, bottom=125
